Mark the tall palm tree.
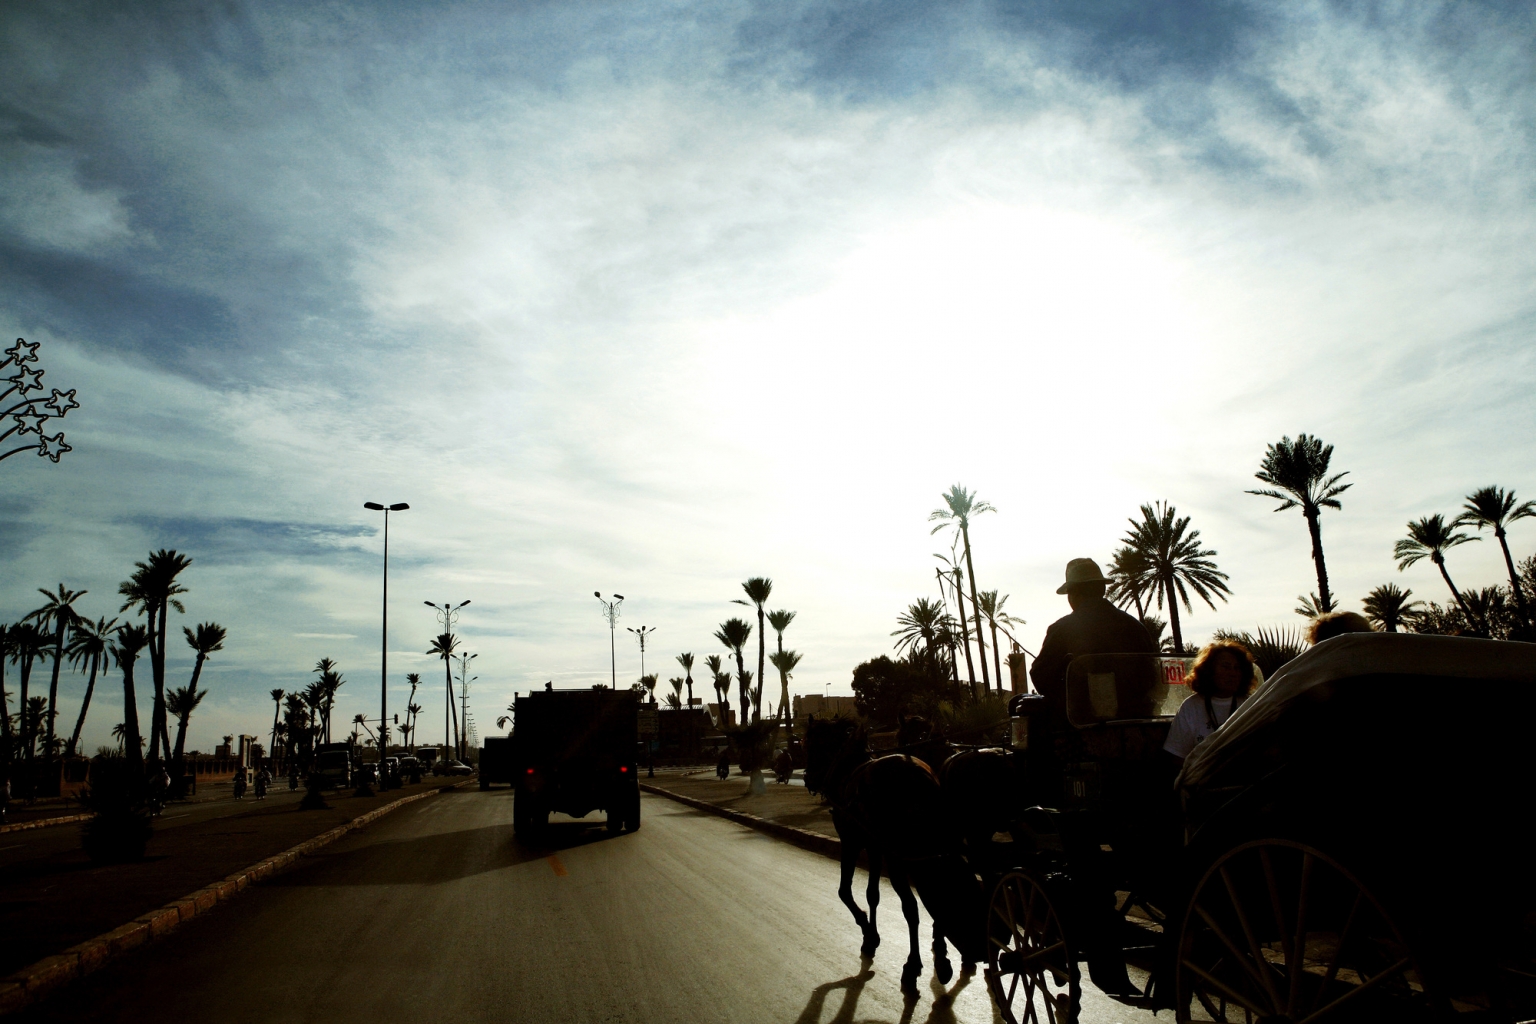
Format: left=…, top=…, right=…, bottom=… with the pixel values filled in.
left=934, top=554, right=978, bottom=694
left=1462, top=587, right=1513, bottom=640
left=24, top=583, right=87, bottom=759
left=675, top=653, right=696, bottom=710
left=713, top=618, right=752, bottom=726
left=1107, top=545, right=1157, bottom=620
left=284, top=692, right=309, bottom=768
left=176, top=622, right=226, bottom=768
left=1361, top=584, right=1422, bottom=633
left=765, top=610, right=796, bottom=726
left=1294, top=593, right=1331, bottom=620
left=404, top=673, right=421, bottom=749
left=426, top=633, right=461, bottom=755
left=639, top=673, right=659, bottom=704
left=1246, top=435, right=1351, bottom=612
left=733, top=579, right=773, bottom=723
left=1122, top=501, right=1232, bottom=654
left=768, top=648, right=802, bottom=727
left=975, top=590, right=1024, bottom=690
left=704, top=654, right=731, bottom=727
left=892, top=597, right=954, bottom=660
left=111, top=624, right=150, bottom=772
left=930, top=484, right=995, bottom=691
left=65, top=616, right=117, bottom=757
left=1455, top=486, right=1536, bottom=628
left=118, top=550, right=193, bottom=763
left=268, top=688, right=285, bottom=766
left=312, top=658, right=344, bottom=743
left=1394, top=515, right=1480, bottom=629
left=666, top=677, right=684, bottom=710
left=166, top=686, right=208, bottom=764
left=8, top=622, right=50, bottom=770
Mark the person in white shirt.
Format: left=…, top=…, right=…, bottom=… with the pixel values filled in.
left=1164, top=641, right=1258, bottom=761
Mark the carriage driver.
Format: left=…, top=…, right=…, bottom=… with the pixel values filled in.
left=1030, top=557, right=1155, bottom=709
left=1162, top=641, right=1258, bottom=762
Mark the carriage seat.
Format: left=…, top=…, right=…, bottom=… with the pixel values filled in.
left=1063, top=653, right=1188, bottom=760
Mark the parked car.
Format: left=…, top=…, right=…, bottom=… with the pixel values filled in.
left=432, top=759, right=474, bottom=777
left=397, top=756, right=422, bottom=781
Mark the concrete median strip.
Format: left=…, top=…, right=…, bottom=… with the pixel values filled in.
left=0, top=813, right=94, bottom=834
left=0, top=781, right=471, bottom=1017
left=638, top=782, right=841, bottom=860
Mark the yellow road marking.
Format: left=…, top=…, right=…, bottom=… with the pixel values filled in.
left=546, top=855, right=568, bottom=877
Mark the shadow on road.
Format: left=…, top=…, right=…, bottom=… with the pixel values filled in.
left=793, top=963, right=980, bottom=1024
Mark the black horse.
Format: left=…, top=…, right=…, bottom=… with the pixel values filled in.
left=806, top=716, right=989, bottom=992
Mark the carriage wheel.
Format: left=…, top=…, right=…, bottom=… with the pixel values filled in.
left=985, top=870, right=1081, bottom=1024
left=1176, top=839, right=1439, bottom=1023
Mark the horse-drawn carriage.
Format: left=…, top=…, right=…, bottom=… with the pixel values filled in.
left=811, top=633, right=1536, bottom=1024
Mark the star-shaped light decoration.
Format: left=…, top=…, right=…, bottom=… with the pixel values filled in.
left=45, top=388, right=79, bottom=417
left=37, top=432, right=71, bottom=463
left=6, top=365, right=44, bottom=394
left=4, top=338, right=40, bottom=366
left=13, top=411, right=49, bottom=435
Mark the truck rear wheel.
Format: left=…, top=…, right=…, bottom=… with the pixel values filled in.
left=606, top=807, right=623, bottom=833
left=625, top=793, right=641, bottom=832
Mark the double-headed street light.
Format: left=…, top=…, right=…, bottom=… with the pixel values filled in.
left=364, top=501, right=409, bottom=786
left=595, top=593, right=624, bottom=689
left=425, top=599, right=470, bottom=754
left=627, top=624, right=656, bottom=692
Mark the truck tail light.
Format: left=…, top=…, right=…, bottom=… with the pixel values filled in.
left=620, top=766, right=628, bottom=773
left=525, top=768, right=534, bottom=775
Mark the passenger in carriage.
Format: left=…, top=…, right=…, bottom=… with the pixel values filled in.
left=1163, top=641, right=1258, bottom=762
left=1307, top=610, right=1374, bottom=644
left=1030, top=557, right=1155, bottom=709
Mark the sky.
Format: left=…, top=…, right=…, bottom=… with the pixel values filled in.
left=3, top=0, right=1535, bottom=755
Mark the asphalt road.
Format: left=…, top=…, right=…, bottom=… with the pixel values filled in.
left=19, top=789, right=1159, bottom=1024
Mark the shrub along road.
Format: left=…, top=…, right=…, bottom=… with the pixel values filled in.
left=13, top=787, right=1158, bottom=1024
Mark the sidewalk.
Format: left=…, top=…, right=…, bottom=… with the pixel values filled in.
left=0, top=779, right=457, bottom=981
left=640, top=770, right=838, bottom=850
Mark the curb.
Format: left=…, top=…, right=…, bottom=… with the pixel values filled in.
left=639, top=783, right=841, bottom=860
left=0, top=781, right=471, bottom=1016
left=0, top=813, right=94, bottom=835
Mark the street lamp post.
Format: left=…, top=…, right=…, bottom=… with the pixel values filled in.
left=594, top=593, right=624, bottom=688
left=627, top=625, right=657, bottom=690
left=425, top=599, right=470, bottom=758
left=364, top=501, right=409, bottom=789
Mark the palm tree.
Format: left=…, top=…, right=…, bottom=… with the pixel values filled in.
left=930, top=484, right=995, bottom=691
left=1122, top=501, right=1232, bottom=654
left=111, top=624, right=150, bottom=772
left=24, top=583, right=87, bottom=760
left=704, top=654, right=732, bottom=727
left=1394, top=515, right=1480, bottom=629
left=713, top=618, right=752, bottom=726
left=8, top=621, right=50, bottom=770
left=768, top=649, right=802, bottom=727
left=732, top=579, right=773, bottom=723
left=675, top=653, right=695, bottom=709
left=1362, top=584, right=1422, bottom=633
left=1246, top=435, right=1352, bottom=612
left=892, top=597, right=954, bottom=660
left=403, top=673, right=421, bottom=749
left=64, top=616, right=117, bottom=757
left=765, top=610, right=796, bottom=727
left=406, top=703, right=422, bottom=748
left=1107, top=545, right=1157, bottom=620
left=640, top=673, right=658, bottom=705
left=175, top=622, right=226, bottom=769
left=311, top=658, right=344, bottom=743
left=1294, top=593, right=1331, bottom=620
left=1462, top=587, right=1514, bottom=640
left=1, top=624, right=14, bottom=760
left=268, top=688, right=285, bottom=767
left=283, top=693, right=309, bottom=769
left=975, top=590, right=1024, bottom=690
left=165, top=686, right=207, bottom=764
left=426, top=633, right=461, bottom=755
left=118, top=550, right=193, bottom=763
left=666, top=677, right=684, bottom=710
left=1455, top=486, right=1536, bottom=628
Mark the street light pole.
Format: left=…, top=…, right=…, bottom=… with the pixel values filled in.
left=627, top=625, right=657, bottom=689
left=424, top=599, right=470, bottom=758
left=364, top=501, right=409, bottom=788
left=595, top=593, right=624, bottom=688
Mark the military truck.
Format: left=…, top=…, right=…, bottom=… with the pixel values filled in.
left=512, top=689, right=639, bottom=836
left=479, top=735, right=514, bottom=789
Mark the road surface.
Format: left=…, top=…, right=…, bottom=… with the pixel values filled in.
left=19, top=788, right=1158, bottom=1023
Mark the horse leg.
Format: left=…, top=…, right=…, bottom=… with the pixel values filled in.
left=863, top=847, right=883, bottom=957
left=836, top=838, right=878, bottom=957
left=932, top=930, right=953, bottom=985
left=888, top=862, right=924, bottom=993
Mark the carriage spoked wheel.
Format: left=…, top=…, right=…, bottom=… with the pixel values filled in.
left=985, top=870, right=1081, bottom=1024
left=1176, top=839, right=1440, bottom=1023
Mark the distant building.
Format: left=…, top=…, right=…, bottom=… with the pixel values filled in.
left=793, top=694, right=859, bottom=726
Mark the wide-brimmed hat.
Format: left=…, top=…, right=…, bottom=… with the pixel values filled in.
left=1056, top=557, right=1110, bottom=594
